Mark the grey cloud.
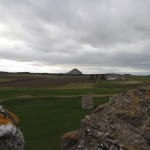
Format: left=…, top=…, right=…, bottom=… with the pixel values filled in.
left=0, top=0, right=150, bottom=74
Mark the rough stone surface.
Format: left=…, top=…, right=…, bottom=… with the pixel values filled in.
left=61, top=84, right=150, bottom=150
left=0, top=105, right=25, bottom=150
left=61, top=130, right=79, bottom=150
left=81, top=94, right=93, bottom=109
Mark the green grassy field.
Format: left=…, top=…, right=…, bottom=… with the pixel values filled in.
left=0, top=74, right=149, bottom=150
left=0, top=77, right=17, bottom=82
left=0, top=73, right=59, bottom=78
left=0, top=75, right=147, bottom=100
left=2, top=96, right=109, bottom=150
left=0, top=88, right=119, bottom=100
left=95, top=80, right=142, bottom=89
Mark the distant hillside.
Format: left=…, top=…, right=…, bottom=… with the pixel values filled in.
left=67, top=68, right=82, bottom=75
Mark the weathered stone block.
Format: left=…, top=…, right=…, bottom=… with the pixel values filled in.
left=81, top=94, right=93, bottom=109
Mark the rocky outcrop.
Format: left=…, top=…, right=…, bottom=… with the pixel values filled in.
left=61, top=130, right=79, bottom=150
left=0, top=105, right=25, bottom=150
left=61, top=84, right=150, bottom=150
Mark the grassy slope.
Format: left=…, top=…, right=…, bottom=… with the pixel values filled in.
left=2, top=97, right=109, bottom=150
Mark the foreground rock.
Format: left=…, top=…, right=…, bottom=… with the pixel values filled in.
left=61, top=84, right=150, bottom=150
left=0, top=105, right=25, bottom=150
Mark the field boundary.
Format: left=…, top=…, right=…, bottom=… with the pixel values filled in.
left=0, top=94, right=114, bottom=103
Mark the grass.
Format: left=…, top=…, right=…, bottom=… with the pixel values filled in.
left=95, top=80, right=142, bottom=90
left=0, top=77, right=16, bottom=82
left=0, top=73, right=58, bottom=78
left=129, top=75, right=150, bottom=81
left=0, top=74, right=150, bottom=149
left=0, top=76, right=146, bottom=101
left=0, top=88, right=119, bottom=100
left=57, top=83, right=94, bottom=89
left=1, top=96, right=109, bottom=150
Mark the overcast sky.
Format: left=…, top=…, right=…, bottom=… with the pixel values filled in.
left=0, top=0, right=150, bottom=74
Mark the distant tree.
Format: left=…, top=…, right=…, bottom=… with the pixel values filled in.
left=100, top=74, right=107, bottom=80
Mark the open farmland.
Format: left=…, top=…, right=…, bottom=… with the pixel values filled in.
left=0, top=74, right=94, bottom=87
left=0, top=73, right=149, bottom=150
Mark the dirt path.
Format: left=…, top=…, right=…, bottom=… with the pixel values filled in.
left=0, top=94, right=114, bottom=103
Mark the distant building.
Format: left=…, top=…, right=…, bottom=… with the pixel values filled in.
left=123, top=74, right=132, bottom=77
left=90, top=74, right=108, bottom=80
left=90, top=73, right=126, bottom=80
left=107, top=77, right=118, bottom=80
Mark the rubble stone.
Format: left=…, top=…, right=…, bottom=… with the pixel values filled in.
left=0, top=105, right=25, bottom=150
left=61, top=84, right=150, bottom=150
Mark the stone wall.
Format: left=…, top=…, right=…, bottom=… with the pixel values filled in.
left=61, top=84, right=150, bottom=150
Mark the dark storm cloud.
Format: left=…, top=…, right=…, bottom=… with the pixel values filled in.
left=0, top=0, right=150, bottom=74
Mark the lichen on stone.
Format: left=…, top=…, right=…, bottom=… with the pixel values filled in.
left=61, top=84, right=150, bottom=150
left=0, top=105, right=25, bottom=150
